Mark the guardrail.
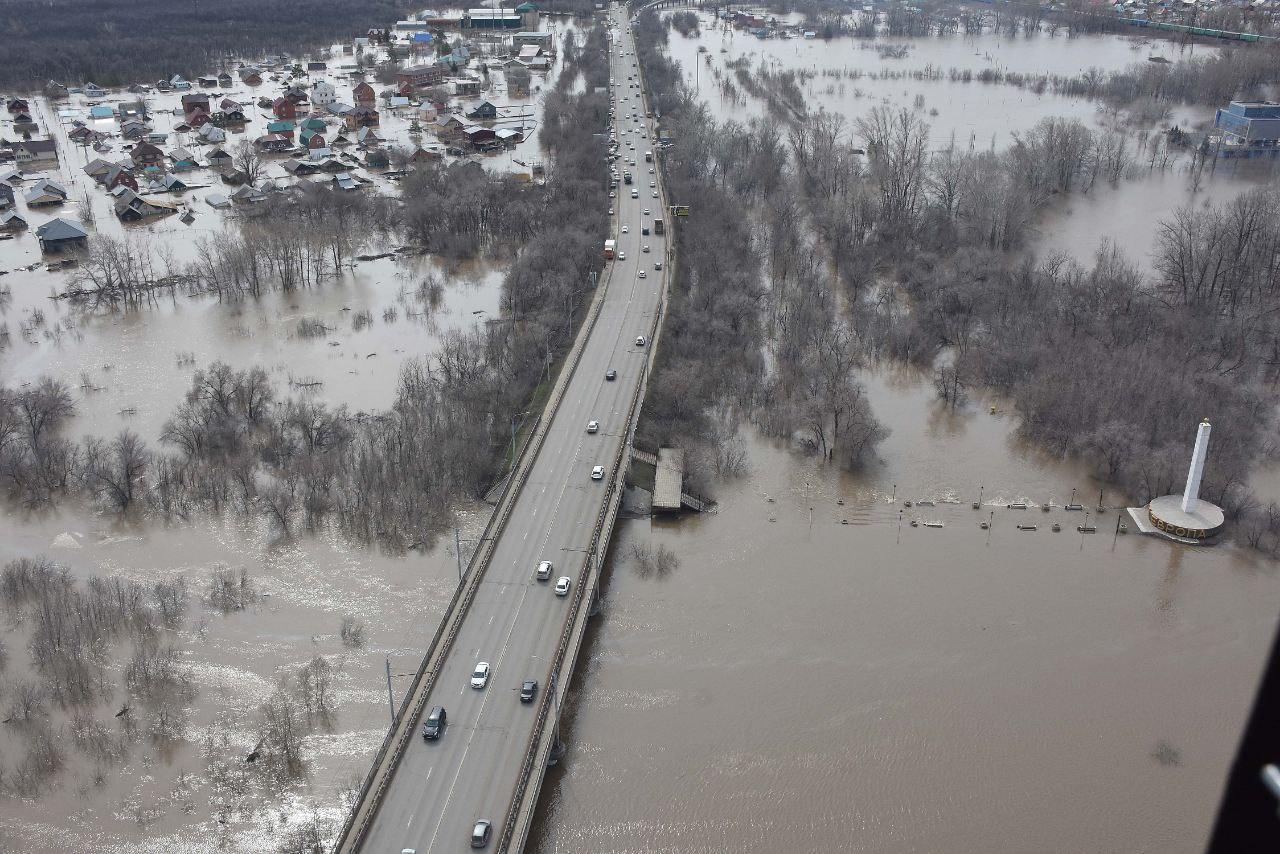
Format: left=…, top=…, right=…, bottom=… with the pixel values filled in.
left=497, top=22, right=679, bottom=849
left=334, top=232, right=618, bottom=854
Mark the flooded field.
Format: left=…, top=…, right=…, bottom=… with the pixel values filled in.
left=1, top=254, right=502, bottom=442
left=663, top=13, right=1280, bottom=266
left=531, top=369, right=1280, bottom=853
left=0, top=498, right=491, bottom=853
left=666, top=15, right=1217, bottom=145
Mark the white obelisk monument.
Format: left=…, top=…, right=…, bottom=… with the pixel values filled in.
left=1144, top=418, right=1225, bottom=541
left=1181, top=419, right=1211, bottom=513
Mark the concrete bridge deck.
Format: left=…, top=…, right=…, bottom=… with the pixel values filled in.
left=335, top=7, right=674, bottom=853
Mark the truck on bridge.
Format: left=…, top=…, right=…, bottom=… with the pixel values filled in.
left=604, top=239, right=616, bottom=259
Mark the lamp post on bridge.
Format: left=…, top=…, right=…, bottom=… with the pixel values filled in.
left=510, top=409, right=532, bottom=475
left=453, top=529, right=498, bottom=584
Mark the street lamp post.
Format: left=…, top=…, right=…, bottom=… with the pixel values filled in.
left=453, top=529, right=496, bottom=585
left=510, top=409, right=531, bottom=475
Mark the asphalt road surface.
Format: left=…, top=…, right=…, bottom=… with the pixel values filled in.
left=362, top=11, right=664, bottom=852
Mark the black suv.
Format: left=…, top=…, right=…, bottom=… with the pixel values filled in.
left=422, top=705, right=446, bottom=740
left=520, top=680, right=538, bottom=703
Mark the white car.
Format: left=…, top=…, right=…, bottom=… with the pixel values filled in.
left=649, top=167, right=655, bottom=174
left=591, top=465, right=605, bottom=480
left=536, top=560, right=553, bottom=580
left=650, top=181, right=656, bottom=188
left=654, top=260, right=663, bottom=270
left=635, top=335, right=646, bottom=347
left=638, top=270, right=646, bottom=279
left=642, top=245, right=650, bottom=253
left=471, top=662, right=491, bottom=689
left=587, top=420, right=599, bottom=433
left=652, top=191, right=659, bottom=198
left=618, top=250, right=626, bottom=260
left=642, top=208, right=650, bottom=216
left=621, top=224, right=629, bottom=233
left=554, top=576, right=571, bottom=596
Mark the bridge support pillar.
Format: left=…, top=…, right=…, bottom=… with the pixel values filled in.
left=588, top=583, right=601, bottom=617
left=547, top=722, right=566, bottom=767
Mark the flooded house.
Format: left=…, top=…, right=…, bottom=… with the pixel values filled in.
left=34, top=217, right=88, bottom=252
left=14, top=139, right=58, bottom=168
left=397, top=63, right=445, bottom=89
left=345, top=105, right=380, bottom=129
left=129, top=142, right=165, bottom=170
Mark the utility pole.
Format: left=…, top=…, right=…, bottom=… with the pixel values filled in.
left=455, top=526, right=463, bottom=583
left=385, top=658, right=395, bottom=725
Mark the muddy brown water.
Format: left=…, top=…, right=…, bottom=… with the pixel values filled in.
left=528, top=370, right=1280, bottom=853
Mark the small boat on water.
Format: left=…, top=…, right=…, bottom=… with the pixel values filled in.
left=1040, top=502, right=1051, bottom=512
left=1016, top=523, right=1037, bottom=531
left=1052, top=522, right=1061, bottom=532
left=1064, top=503, right=1085, bottom=511
left=922, top=520, right=944, bottom=528
left=1077, top=525, right=1097, bottom=533
left=1007, top=502, right=1028, bottom=510
left=979, top=521, right=989, bottom=529
left=917, top=500, right=935, bottom=507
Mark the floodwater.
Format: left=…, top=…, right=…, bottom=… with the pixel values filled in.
left=665, top=14, right=1217, bottom=146
left=531, top=369, right=1280, bottom=853
left=1033, top=161, right=1280, bottom=272
left=0, top=499, right=489, bottom=853
left=661, top=13, right=1278, bottom=267
left=1, top=254, right=503, bottom=442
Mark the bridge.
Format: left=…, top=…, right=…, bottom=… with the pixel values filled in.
left=334, top=7, right=675, bottom=853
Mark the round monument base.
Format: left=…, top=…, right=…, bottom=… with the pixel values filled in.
left=1148, top=496, right=1225, bottom=541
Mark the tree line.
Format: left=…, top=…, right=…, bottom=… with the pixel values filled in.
left=634, top=10, right=888, bottom=490
left=0, top=0, right=407, bottom=90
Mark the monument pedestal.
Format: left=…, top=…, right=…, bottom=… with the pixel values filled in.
left=1146, top=495, right=1225, bottom=541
